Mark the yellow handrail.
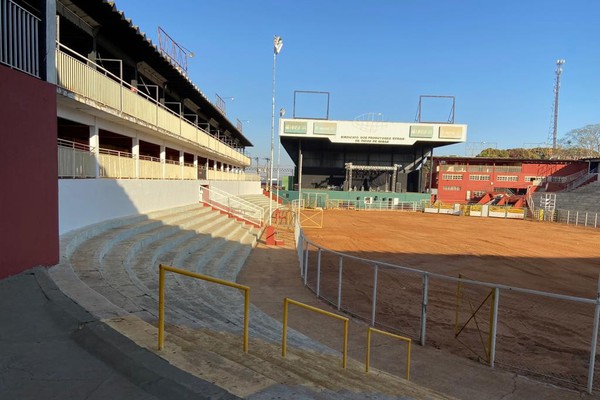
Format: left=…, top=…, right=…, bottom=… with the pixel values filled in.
left=282, top=297, right=349, bottom=368
left=365, top=327, right=412, bottom=380
left=158, top=264, right=250, bottom=353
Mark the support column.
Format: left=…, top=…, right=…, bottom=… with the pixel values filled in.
left=89, top=120, right=100, bottom=178
left=160, top=145, right=166, bottom=179
left=132, top=136, right=140, bottom=178
left=179, top=150, right=184, bottom=180
left=193, top=154, right=198, bottom=180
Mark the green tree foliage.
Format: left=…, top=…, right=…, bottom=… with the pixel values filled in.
left=476, top=147, right=551, bottom=159
left=558, top=124, right=600, bottom=157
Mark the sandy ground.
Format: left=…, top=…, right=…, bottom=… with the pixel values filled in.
left=299, top=210, right=600, bottom=390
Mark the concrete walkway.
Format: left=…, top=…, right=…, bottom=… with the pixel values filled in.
left=0, top=268, right=237, bottom=400
left=238, top=229, right=597, bottom=400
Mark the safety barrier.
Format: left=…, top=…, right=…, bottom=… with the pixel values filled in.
left=282, top=297, right=349, bottom=368
left=293, top=218, right=600, bottom=393
left=157, top=264, right=250, bottom=352
left=199, top=186, right=265, bottom=227
left=366, top=327, right=412, bottom=380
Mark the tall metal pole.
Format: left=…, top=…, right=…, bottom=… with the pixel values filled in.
left=269, top=36, right=283, bottom=226
left=551, top=59, right=565, bottom=150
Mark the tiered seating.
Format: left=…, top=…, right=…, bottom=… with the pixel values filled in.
left=532, top=178, right=600, bottom=212
left=49, top=201, right=449, bottom=399
left=50, top=204, right=326, bottom=349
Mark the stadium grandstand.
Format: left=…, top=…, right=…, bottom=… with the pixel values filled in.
left=1, top=0, right=262, bottom=279
left=3, top=1, right=600, bottom=399
left=279, top=98, right=467, bottom=193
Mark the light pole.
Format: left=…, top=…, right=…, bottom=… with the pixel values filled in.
left=276, top=107, right=286, bottom=202
left=269, top=35, right=283, bottom=227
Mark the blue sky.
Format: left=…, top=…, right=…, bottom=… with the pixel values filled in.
left=114, top=0, right=600, bottom=166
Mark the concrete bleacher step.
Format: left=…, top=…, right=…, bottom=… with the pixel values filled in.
left=106, top=315, right=451, bottom=400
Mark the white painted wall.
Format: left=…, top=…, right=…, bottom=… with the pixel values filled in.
left=59, top=179, right=262, bottom=234
left=211, top=180, right=262, bottom=196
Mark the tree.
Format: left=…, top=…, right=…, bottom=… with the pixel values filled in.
left=559, top=124, right=600, bottom=157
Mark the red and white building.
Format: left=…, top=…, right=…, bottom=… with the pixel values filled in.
left=429, top=157, right=589, bottom=204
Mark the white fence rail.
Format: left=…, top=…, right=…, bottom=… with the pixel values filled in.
left=293, top=216, right=600, bottom=393
left=200, top=186, right=265, bottom=227
left=0, top=0, right=40, bottom=77
left=55, top=43, right=250, bottom=166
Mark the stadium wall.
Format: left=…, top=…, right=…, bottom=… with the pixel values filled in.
left=59, top=179, right=261, bottom=234
left=0, top=65, right=59, bottom=279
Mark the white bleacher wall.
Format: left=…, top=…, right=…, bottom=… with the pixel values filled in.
left=59, top=179, right=262, bottom=234
left=210, top=180, right=262, bottom=196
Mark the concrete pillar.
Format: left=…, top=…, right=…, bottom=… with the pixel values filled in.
left=89, top=120, right=100, bottom=178
left=45, top=0, right=56, bottom=84
left=132, top=136, right=140, bottom=178
left=193, top=154, right=198, bottom=180
left=179, top=150, right=184, bottom=180
left=160, top=145, right=166, bottom=179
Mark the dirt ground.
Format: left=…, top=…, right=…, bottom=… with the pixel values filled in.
left=300, top=210, right=600, bottom=390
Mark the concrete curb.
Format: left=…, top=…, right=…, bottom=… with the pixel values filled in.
left=34, top=267, right=240, bottom=400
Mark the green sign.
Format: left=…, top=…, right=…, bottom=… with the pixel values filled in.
left=283, top=121, right=307, bottom=134
left=313, top=122, right=337, bottom=135
left=409, top=125, right=434, bottom=138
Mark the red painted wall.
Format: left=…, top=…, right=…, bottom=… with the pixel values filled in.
left=433, top=159, right=587, bottom=203
left=0, top=65, right=59, bottom=279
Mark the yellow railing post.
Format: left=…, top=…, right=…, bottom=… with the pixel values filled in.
left=157, top=264, right=250, bottom=353
left=281, top=297, right=348, bottom=368
left=282, top=298, right=289, bottom=357
left=158, top=265, right=165, bottom=350
left=365, top=327, right=412, bottom=380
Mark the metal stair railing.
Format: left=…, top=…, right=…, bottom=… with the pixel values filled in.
left=566, top=169, right=599, bottom=191
left=200, top=186, right=265, bottom=226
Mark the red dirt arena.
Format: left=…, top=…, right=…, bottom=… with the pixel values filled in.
left=301, top=210, right=600, bottom=390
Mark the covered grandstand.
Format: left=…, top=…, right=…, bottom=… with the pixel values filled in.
left=279, top=110, right=467, bottom=193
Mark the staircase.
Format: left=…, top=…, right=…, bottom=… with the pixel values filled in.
left=49, top=202, right=451, bottom=399
left=533, top=177, right=600, bottom=213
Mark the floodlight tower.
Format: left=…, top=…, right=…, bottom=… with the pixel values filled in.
left=549, top=59, right=565, bottom=150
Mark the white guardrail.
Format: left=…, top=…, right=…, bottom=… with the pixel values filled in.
left=200, top=186, right=265, bottom=227
left=293, top=214, right=600, bottom=393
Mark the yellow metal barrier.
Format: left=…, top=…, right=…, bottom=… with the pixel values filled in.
left=282, top=297, right=349, bottom=368
left=158, top=264, right=250, bottom=353
left=365, top=327, right=412, bottom=380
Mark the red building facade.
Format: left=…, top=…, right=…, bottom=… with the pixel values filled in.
left=430, top=157, right=588, bottom=204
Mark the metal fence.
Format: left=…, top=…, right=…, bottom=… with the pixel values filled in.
left=556, top=210, right=600, bottom=229
left=0, top=0, right=40, bottom=77
left=294, top=216, right=600, bottom=393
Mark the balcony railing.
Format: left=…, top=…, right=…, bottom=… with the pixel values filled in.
left=58, top=139, right=258, bottom=181
left=0, top=0, right=40, bottom=77
left=57, top=139, right=95, bottom=178
left=55, top=43, right=250, bottom=166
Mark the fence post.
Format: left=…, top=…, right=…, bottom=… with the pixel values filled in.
left=304, top=244, right=309, bottom=286
left=567, top=210, right=570, bottom=224
left=420, top=273, right=429, bottom=346
left=595, top=213, right=598, bottom=229
left=489, top=287, right=500, bottom=367
left=316, top=248, right=322, bottom=297
left=337, top=256, right=343, bottom=311
left=586, top=212, right=589, bottom=227
left=371, top=264, right=379, bottom=326
left=298, top=238, right=304, bottom=275
left=576, top=211, right=579, bottom=226
left=587, top=276, right=600, bottom=394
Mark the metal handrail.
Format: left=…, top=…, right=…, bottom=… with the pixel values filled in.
left=281, top=297, right=349, bottom=368
left=201, top=186, right=265, bottom=226
left=366, top=327, right=411, bottom=380
left=55, top=43, right=249, bottom=164
left=158, top=264, right=250, bottom=353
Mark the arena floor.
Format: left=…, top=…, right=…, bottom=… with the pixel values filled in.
left=301, top=210, right=600, bottom=389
